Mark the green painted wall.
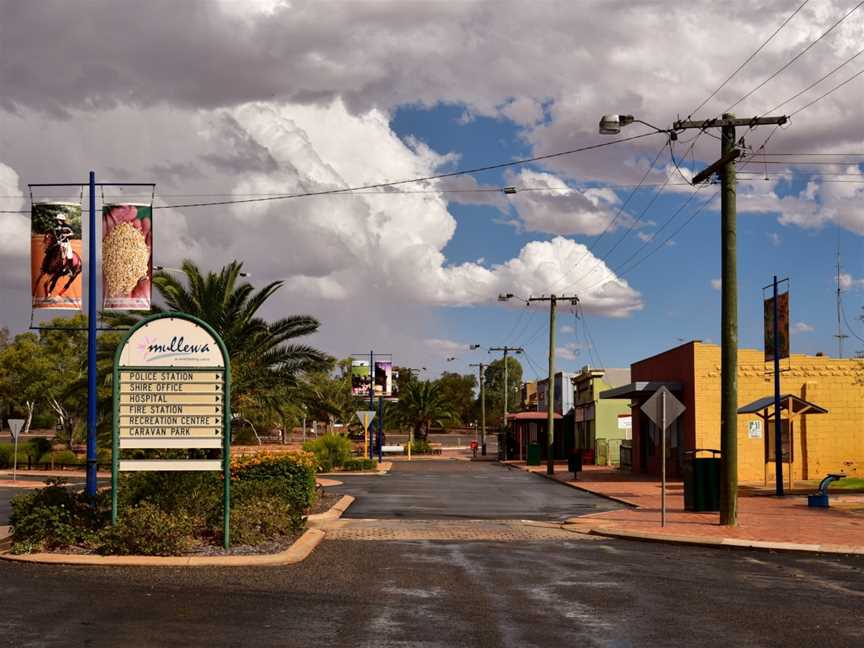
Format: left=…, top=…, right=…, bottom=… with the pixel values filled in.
left=573, top=372, right=631, bottom=465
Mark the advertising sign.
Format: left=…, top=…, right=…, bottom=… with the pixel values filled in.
left=351, top=360, right=371, bottom=396
left=112, top=313, right=232, bottom=546
left=374, top=360, right=393, bottom=397
left=764, top=291, right=789, bottom=362
left=102, top=203, right=153, bottom=310
left=31, top=202, right=83, bottom=310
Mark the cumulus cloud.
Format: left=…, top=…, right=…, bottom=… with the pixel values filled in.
left=556, top=342, right=584, bottom=361
left=560, top=324, right=575, bottom=334
left=839, top=273, right=864, bottom=291
left=792, top=322, right=814, bottom=334
left=710, top=278, right=722, bottom=290
left=508, top=169, right=620, bottom=235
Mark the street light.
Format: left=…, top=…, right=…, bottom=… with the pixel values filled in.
left=598, top=114, right=674, bottom=138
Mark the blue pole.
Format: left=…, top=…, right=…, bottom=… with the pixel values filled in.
left=773, top=275, right=784, bottom=496
left=369, top=351, right=374, bottom=460
left=86, top=171, right=97, bottom=498
left=377, top=395, right=383, bottom=463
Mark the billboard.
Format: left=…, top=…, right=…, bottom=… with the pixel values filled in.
left=351, top=360, right=371, bottom=396
left=31, top=202, right=83, bottom=310
left=102, top=203, right=153, bottom=310
left=764, top=291, right=789, bottom=362
left=374, top=360, right=392, bottom=398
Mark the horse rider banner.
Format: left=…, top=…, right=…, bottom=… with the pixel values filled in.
left=102, top=203, right=153, bottom=311
left=31, top=202, right=83, bottom=310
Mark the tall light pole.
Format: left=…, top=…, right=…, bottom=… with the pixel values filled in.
left=489, top=340, right=524, bottom=460
left=599, top=112, right=788, bottom=525
left=469, top=362, right=487, bottom=455
left=528, top=294, right=579, bottom=474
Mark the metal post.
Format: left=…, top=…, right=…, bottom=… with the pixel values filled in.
left=12, top=433, right=18, bottom=482
left=377, top=395, right=383, bottom=463
left=661, top=389, right=667, bottom=527
left=773, top=276, right=784, bottom=496
left=503, top=349, right=509, bottom=461
left=719, top=113, right=738, bottom=526
left=86, top=171, right=98, bottom=498
left=369, top=350, right=374, bottom=460
left=480, top=366, right=487, bottom=456
left=546, top=295, right=557, bottom=475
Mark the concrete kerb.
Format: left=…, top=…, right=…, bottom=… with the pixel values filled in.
left=0, top=492, right=356, bottom=567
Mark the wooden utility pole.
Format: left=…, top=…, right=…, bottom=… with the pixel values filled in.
left=680, top=113, right=788, bottom=526
left=528, top=295, right=578, bottom=475
left=469, top=363, right=487, bottom=456
left=488, top=346, right=524, bottom=460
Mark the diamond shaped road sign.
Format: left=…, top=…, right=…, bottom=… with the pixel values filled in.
left=641, top=387, right=685, bottom=430
left=7, top=418, right=25, bottom=440
left=355, top=410, right=376, bottom=432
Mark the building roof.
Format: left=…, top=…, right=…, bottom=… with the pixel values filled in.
left=737, top=394, right=828, bottom=416
left=599, top=381, right=683, bottom=400
left=507, top=411, right=563, bottom=420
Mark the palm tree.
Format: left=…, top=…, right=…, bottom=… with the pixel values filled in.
left=392, top=381, right=455, bottom=440
left=104, top=260, right=332, bottom=418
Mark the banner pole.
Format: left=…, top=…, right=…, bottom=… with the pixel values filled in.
left=773, top=275, right=784, bottom=497
left=86, top=171, right=98, bottom=499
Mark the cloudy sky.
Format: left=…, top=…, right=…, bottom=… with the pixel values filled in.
left=2, top=0, right=864, bottom=378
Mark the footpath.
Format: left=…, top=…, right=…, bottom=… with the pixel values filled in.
left=507, top=462, right=864, bottom=555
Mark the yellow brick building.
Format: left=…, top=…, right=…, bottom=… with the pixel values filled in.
left=620, top=342, right=864, bottom=482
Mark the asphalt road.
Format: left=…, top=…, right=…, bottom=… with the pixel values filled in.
left=328, top=459, right=621, bottom=520
left=2, top=460, right=863, bottom=647
left=2, top=537, right=863, bottom=647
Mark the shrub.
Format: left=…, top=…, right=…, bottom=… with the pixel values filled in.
left=9, top=479, right=108, bottom=552
left=341, top=458, right=376, bottom=472
left=118, top=472, right=223, bottom=533
left=232, top=450, right=317, bottom=511
left=302, top=433, right=353, bottom=471
left=27, top=437, right=53, bottom=460
left=41, top=450, right=81, bottom=467
left=97, top=502, right=192, bottom=556
left=230, top=496, right=297, bottom=545
left=409, top=439, right=433, bottom=454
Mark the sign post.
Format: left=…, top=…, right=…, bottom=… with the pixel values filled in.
left=641, top=387, right=686, bottom=527
left=112, top=313, right=232, bottom=548
left=7, top=419, right=25, bottom=482
left=356, top=410, right=376, bottom=458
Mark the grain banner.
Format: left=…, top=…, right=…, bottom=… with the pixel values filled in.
left=31, top=202, right=83, bottom=310
left=102, top=203, right=152, bottom=311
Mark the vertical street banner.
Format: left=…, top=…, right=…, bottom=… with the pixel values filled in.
left=764, top=291, right=790, bottom=362
left=103, top=203, right=153, bottom=310
left=374, top=360, right=393, bottom=397
left=31, top=202, right=84, bottom=310
left=351, top=360, right=371, bottom=396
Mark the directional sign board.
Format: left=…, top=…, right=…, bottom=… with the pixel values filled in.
left=7, top=418, right=24, bottom=440
left=641, top=386, right=685, bottom=430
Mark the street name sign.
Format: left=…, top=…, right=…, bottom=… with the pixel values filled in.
left=640, top=387, right=686, bottom=528
left=111, top=313, right=233, bottom=547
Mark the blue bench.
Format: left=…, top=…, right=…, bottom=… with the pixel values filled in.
left=807, top=473, right=845, bottom=508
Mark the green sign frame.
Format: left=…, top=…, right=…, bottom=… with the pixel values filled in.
left=111, top=312, right=232, bottom=549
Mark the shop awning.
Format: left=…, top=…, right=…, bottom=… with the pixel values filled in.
left=737, top=394, right=828, bottom=417
left=599, top=381, right=683, bottom=400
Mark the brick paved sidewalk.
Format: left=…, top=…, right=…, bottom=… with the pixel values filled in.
left=507, top=462, right=864, bottom=552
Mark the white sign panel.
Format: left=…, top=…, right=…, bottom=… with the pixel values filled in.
left=118, top=317, right=224, bottom=367
left=617, top=415, right=632, bottom=431
left=7, top=418, right=25, bottom=440
left=748, top=420, right=762, bottom=439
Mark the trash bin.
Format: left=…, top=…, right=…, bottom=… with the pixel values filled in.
left=526, top=443, right=541, bottom=465
left=682, top=449, right=721, bottom=511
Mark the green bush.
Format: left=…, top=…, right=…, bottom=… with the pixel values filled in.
left=302, top=433, right=353, bottom=471
left=409, top=439, right=433, bottom=454
left=9, top=479, right=108, bottom=552
left=27, top=437, right=53, bottom=460
left=41, top=450, right=81, bottom=467
left=341, top=458, right=376, bottom=472
left=118, top=472, right=223, bottom=533
left=230, top=496, right=297, bottom=545
left=98, top=502, right=192, bottom=556
left=232, top=452, right=317, bottom=512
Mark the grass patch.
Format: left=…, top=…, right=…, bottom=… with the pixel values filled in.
left=829, top=477, right=864, bottom=491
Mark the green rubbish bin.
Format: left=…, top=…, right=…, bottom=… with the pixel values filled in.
left=526, top=443, right=541, bottom=466
left=682, top=449, right=721, bottom=512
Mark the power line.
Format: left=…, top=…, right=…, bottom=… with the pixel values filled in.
left=790, top=66, right=864, bottom=116
left=725, top=0, right=864, bottom=112
left=152, top=131, right=662, bottom=210
left=688, top=0, right=811, bottom=118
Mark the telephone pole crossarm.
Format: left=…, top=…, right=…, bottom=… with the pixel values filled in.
left=672, top=116, right=788, bottom=130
